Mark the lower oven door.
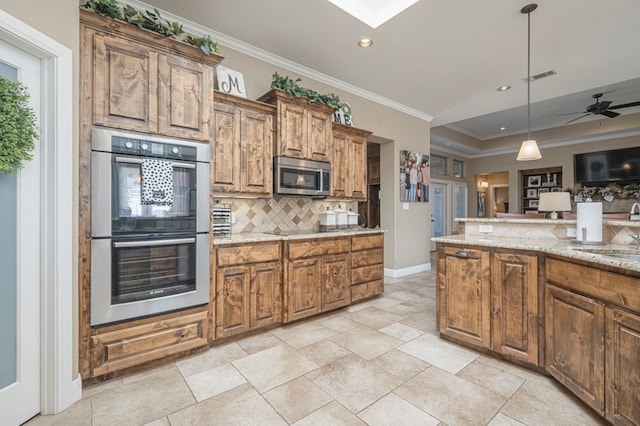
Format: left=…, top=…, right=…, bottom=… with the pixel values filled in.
left=91, top=234, right=209, bottom=326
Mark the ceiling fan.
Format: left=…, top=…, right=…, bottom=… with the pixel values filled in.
left=561, top=92, right=640, bottom=124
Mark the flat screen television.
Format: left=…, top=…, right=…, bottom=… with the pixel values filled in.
left=574, top=147, right=640, bottom=185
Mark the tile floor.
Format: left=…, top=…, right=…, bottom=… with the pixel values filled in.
left=27, top=262, right=606, bottom=425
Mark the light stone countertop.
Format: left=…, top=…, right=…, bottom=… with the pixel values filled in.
left=432, top=234, right=640, bottom=273
left=213, top=228, right=386, bottom=246
left=457, top=218, right=640, bottom=227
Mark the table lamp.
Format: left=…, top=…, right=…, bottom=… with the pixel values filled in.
left=538, top=191, right=571, bottom=219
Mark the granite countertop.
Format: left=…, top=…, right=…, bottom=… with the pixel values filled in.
left=457, top=218, right=640, bottom=227
left=432, top=234, right=640, bottom=273
left=214, top=228, right=386, bottom=245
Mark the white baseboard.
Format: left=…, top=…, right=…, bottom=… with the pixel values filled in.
left=384, top=263, right=431, bottom=278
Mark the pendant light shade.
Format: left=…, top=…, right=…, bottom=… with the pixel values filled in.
left=517, top=3, right=541, bottom=161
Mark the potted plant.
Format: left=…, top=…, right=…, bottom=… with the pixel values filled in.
left=0, top=76, right=38, bottom=174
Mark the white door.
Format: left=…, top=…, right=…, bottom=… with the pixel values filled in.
left=430, top=180, right=449, bottom=251
left=0, top=39, right=42, bottom=425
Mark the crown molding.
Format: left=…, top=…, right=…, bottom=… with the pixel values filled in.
left=120, top=0, right=433, bottom=123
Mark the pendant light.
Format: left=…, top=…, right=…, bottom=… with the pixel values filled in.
left=517, top=3, right=542, bottom=161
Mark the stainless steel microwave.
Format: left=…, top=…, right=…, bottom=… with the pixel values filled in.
left=274, top=156, right=331, bottom=196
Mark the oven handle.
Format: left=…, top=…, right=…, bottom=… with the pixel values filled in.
left=115, top=156, right=196, bottom=169
left=113, top=237, right=196, bottom=248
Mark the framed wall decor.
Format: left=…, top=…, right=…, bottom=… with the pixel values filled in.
left=216, top=65, right=247, bottom=97
left=477, top=191, right=486, bottom=217
left=550, top=187, right=561, bottom=192
left=400, top=150, right=429, bottom=202
left=526, top=188, right=537, bottom=198
left=527, top=175, right=541, bottom=187
left=538, top=188, right=549, bottom=194
left=529, top=199, right=539, bottom=208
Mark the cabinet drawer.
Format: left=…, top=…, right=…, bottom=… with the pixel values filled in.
left=217, top=242, right=280, bottom=266
left=546, top=258, right=640, bottom=312
left=352, top=264, right=384, bottom=285
left=287, top=238, right=349, bottom=259
left=351, top=280, right=383, bottom=302
left=351, top=233, right=383, bottom=251
left=351, top=248, right=383, bottom=268
left=91, top=310, right=208, bottom=377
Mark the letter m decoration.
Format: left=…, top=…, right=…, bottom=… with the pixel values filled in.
left=216, top=65, right=247, bottom=97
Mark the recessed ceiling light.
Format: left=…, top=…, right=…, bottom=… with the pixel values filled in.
left=496, top=85, right=511, bottom=92
left=358, top=38, right=373, bottom=48
left=499, top=126, right=507, bottom=131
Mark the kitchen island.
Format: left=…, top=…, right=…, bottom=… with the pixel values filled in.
left=433, top=218, right=640, bottom=425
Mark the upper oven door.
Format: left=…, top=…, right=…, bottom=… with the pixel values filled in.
left=92, top=151, right=209, bottom=237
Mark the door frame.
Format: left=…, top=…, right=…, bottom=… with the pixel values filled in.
left=430, top=179, right=451, bottom=251
left=489, top=184, right=509, bottom=217
left=0, top=10, right=79, bottom=414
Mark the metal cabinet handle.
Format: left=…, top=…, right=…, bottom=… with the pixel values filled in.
left=114, top=237, right=196, bottom=248
left=455, top=251, right=469, bottom=258
left=115, top=156, right=196, bottom=169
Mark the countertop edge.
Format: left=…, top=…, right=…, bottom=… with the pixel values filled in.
left=214, top=229, right=386, bottom=245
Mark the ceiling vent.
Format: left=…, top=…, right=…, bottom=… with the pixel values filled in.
left=523, top=69, right=557, bottom=83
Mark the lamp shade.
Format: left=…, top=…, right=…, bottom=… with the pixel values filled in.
left=538, top=192, right=571, bottom=215
left=517, top=139, right=542, bottom=161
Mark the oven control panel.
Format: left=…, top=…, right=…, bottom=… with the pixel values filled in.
left=111, top=135, right=197, bottom=161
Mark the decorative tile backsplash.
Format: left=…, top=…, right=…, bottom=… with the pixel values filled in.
left=213, top=197, right=358, bottom=234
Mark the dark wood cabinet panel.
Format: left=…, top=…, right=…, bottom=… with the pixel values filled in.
left=286, top=257, right=323, bottom=322
left=250, top=262, right=282, bottom=330
left=321, top=254, right=350, bottom=311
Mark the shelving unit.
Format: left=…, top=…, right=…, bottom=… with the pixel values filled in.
left=520, top=166, right=563, bottom=214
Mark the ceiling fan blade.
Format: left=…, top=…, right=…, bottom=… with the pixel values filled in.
left=609, top=101, right=640, bottom=110
left=558, top=112, right=587, bottom=116
left=599, top=110, right=620, bottom=118
left=566, top=113, right=591, bottom=124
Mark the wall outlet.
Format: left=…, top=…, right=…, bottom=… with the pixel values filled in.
left=403, top=202, right=409, bottom=210
left=566, top=227, right=576, bottom=237
left=479, top=225, right=493, bottom=233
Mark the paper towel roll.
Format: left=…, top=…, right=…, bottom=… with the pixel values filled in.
left=576, top=202, right=603, bottom=243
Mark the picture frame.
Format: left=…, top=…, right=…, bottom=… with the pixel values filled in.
left=527, top=175, right=541, bottom=187
left=538, top=188, right=550, bottom=194
left=529, top=199, right=539, bottom=208
left=477, top=191, right=486, bottom=217
left=526, top=188, right=537, bottom=198
left=550, top=187, right=561, bottom=192
left=524, top=209, right=538, bottom=214
left=399, top=150, right=429, bottom=202
left=216, top=65, right=247, bottom=97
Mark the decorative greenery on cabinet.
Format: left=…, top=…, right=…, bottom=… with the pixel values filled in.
left=270, top=72, right=349, bottom=112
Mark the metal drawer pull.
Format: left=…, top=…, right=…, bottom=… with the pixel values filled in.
left=455, top=251, right=469, bottom=258
left=115, top=156, right=196, bottom=169
left=114, top=237, right=196, bottom=248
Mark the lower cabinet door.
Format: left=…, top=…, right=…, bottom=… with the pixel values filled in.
left=286, top=257, right=322, bottom=322
left=321, top=253, right=350, bottom=311
left=216, top=266, right=251, bottom=338
left=250, top=261, right=282, bottom=330
left=545, top=284, right=605, bottom=415
left=605, top=308, right=640, bottom=425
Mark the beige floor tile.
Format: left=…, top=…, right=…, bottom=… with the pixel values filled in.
left=372, top=349, right=430, bottom=381
left=80, top=378, right=123, bottom=398
left=262, top=376, right=333, bottom=423
left=270, top=320, right=338, bottom=349
left=500, top=380, right=606, bottom=425
left=358, top=393, right=440, bottom=426
left=477, top=354, right=552, bottom=385
left=184, top=363, right=246, bottom=402
left=380, top=303, right=421, bottom=317
left=235, top=331, right=284, bottom=354
left=294, top=401, right=366, bottom=425
left=330, top=326, right=403, bottom=360
left=320, top=315, right=363, bottom=332
left=399, top=309, right=438, bottom=334
left=168, top=383, right=286, bottom=426
left=90, top=367, right=195, bottom=426
left=383, top=289, right=423, bottom=302
left=175, top=342, right=247, bottom=377
left=25, top=398, right=92, bottom=426
left=120, top=362, right=178, bottom=385
left=379, top=322, right=424, bottom=341
left=395, top=366, right=505, bottom=425
left=457, top=359, right=525, bottom=398
left=487, top=412, right=527, bottom=426
left=399, top=333, right=479, bottom=374
left=355, top=297, right=405, bottom=312
left=232, top=344, right=318, bottom=393
left=306, top=353, right=403, bottom=413
left=143, top=417, right=170, bottom=426
left=298, top=339, right=352, bottom=366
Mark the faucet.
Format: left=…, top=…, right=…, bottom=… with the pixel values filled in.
left=630, top=233, right=640, bottom=250
left=631, top=203, right=640, bottom=220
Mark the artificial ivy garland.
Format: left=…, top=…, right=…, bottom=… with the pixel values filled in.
left=0, top=76, right=38, bottom=174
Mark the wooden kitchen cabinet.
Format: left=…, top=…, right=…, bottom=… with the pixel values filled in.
left=284, top=237, right=350, bottom=322
left=350, top=233, right=384, bottom=302
left=212, top=91, right=274, bottom=196
left=83, top=9, right=222, bottom=140
left=331, top=123, right=372, bottom=200
left=90, top=308, right=209, bottom=378
left=214, top=242, right=282, bottom=338
left=491, top=251, right=540, bottom=365
left=437, top=245, right=492, bottom=349
left=258, top=89, right=333, bottom=162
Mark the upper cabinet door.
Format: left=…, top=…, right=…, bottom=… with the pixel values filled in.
left=158, top=54, right=213, bottom=141
left=278, top=101, right=307, bottom=159
left=307, top=108, right=331, bottom=162
left=93, top=33, right=158, bottom=133
left=212, top=102, right=240, bottom=192
left=349, top=134, right=367, bottom=200
left=240, top=109, right=272, bottom=195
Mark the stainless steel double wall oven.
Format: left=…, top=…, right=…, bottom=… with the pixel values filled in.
left=91, top=128, right=210, bottom=326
